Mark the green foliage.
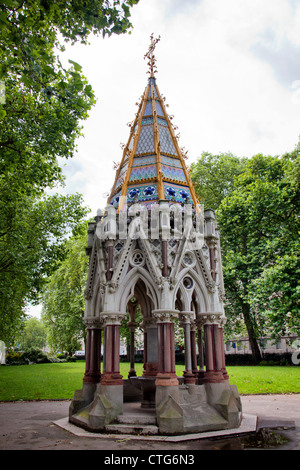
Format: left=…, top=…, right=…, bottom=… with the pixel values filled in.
left=17, top=317, right=47, bottom=350
left=41, top=226, right=89, bottom=355
left=218, top=152, right=300, bottom=342
left=0, top=0, right=139, bottom=343
left=191, top=149, right=300, bottom=361
left=21, top=347, right=49, bottom=363
left=190, top=151, right=247, bottom=210
left=6, top=351, right=27, bottom=365
left=0, top=192, right=89, bottom=346
left=6, top=346, right=48, bottom=364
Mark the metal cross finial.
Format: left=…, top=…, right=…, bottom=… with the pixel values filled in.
left=144, top=33, right=161, bottom=78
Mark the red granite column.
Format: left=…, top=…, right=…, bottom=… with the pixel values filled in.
left=154, top=311, right=178, bottom=387
left=83, top=324, right=102, bottom=385
left=101, top=319, right=123, bottom=386
left=190, top=323, right=198, bottom=376
left=202, top=316, right=225, bottom=383
left=196, top=319, right=205, bottom=384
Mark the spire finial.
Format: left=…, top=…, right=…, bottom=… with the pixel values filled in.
left=144, top=33, right=161, bottom=78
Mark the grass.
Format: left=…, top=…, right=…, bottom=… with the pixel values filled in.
left=0, top=362, right=299, bottom=401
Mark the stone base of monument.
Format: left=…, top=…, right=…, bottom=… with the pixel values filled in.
left=155, top=381, right=242, bottom=434
left=69, top=383, right=123, bottom=432
left=69, top=378, right=242, bottom=435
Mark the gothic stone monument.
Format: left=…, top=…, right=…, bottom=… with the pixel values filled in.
left=69, top=36, right=242, bottom=435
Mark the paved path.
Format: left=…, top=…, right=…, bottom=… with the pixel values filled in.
left=0, top=394, right=299, bottom=451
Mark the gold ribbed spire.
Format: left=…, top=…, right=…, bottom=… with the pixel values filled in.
left=107, top=36, right=201, bottom=213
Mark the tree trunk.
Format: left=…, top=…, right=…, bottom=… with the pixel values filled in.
left=241, top=302, right=262, bottom=363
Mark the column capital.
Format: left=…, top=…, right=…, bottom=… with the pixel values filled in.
left=152, top=309, right=179, bottom=323
left=179, top=311, right=194, bottom=326
left=83, top=317, right=103, bottom=329
left=195, top=312, right=223, bottom=326
left=100, top=312, right=126, bottom=326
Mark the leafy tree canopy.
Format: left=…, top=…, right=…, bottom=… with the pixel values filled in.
left=0, top=0, right=139, bottom=343
left=41, top=223, right=89, bottom=355
left=190, top=151, right=247, bottom=211
left=191, top=149, right=300, bottom=362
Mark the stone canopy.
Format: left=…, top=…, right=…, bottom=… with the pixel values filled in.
left=69, top=36, right=242, bottom=435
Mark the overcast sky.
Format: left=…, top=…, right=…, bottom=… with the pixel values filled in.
left=29, top=0, right=300, bottom=317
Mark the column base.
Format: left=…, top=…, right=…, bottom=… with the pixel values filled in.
left=155, top=373, right=179, bottom=387
left=100, top=372, right=123, bottom=386
left=183, top=370, right=196, bottom=384
left=197, top=369, right=205, bottom=384
left=201, top=370, right=225, bottom=384
left=128, top=369, right=137, bottom=378
left=142, top=362, right=158, bottom=377
left=83, top=372, right=101, bottom=384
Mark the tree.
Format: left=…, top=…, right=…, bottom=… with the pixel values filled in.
left=191, top=150, right=300, bottom=363
left=217, top=152, right=300, bottom=361
left=0, top=0, right=139, bottom=342
left=249, top=239, right=300, bottom=340
left=41, top=225, right=89, bottom=355
left=0, top=192, right=89, bottom=346
left=190, top=152, right=247, bottom=210
left=17, top=317, right=47, bottom=350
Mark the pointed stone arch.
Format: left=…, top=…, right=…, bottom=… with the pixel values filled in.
left=117, top=265, right=159, bottom=314
left=172, top=267, right=209, bottom=313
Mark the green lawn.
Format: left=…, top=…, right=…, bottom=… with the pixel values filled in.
left=0, top=362, right=299, bottom=401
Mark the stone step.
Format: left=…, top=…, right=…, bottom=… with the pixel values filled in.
left=105, top=423, right=159, bottom=435
left=117, top=413, right=157, bottom=425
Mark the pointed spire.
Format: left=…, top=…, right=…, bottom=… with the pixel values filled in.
left=107, top=37, right=201, bottom=213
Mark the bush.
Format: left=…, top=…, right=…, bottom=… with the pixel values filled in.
left=56, top=353, right=67, bottom=360
left=66, top=356, right=77, bottom=362
left=22, top=347, right=50, bottom=364
left=6, top=351, right=27, bottom=365
left=225, top=354, right=255, bottom=365
left=225, top=352, right=295, bottom=366
left=47, top=356, right=66, bottom=363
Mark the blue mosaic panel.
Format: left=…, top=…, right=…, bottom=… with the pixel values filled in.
left=144, top=100, right=153, bottom=116
left=163, top=182, right=192, bottom=203
left=155, top=100, right=164, bottom=116
left=161, top=155, right=182, bottom=168
left=127, top=183, right=158, bottom=202
left=136, top=126, right=154, bottom=154
left=157, top=117, right=168, bottom=127
left=128, top=134, right=134, bottom=150
left=158, top=126, right=177, bottom=155
left=132, top=156, right=156, bottom=167
left=161, top=165, right=186, bottom=183
left=141, top=117, right=153, bottom=126
left=129, top=165, right=157, bottom=182
left=110, top=190, right=121, bottom=208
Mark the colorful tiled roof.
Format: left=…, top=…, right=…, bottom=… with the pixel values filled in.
left=107, top=36, right=200, bottom=211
